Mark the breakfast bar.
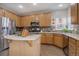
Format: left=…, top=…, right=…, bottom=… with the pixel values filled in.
left=4, top=34, right=41, bottom=56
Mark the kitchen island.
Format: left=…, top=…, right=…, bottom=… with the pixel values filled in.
left=4, top=34, right=41, bottom=56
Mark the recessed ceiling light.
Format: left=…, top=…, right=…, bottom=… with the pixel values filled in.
left=58, top=4, right=63, bottom=7
left=18, top=5, right=23, bottom=8
left=33, top=3, right=37, bottom=6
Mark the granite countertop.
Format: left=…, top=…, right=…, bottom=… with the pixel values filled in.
left=4, top=34, right=41, bottom=41
left=30, top=32, right=79, bottom=40
left=4, top=32, right=79, bottom=41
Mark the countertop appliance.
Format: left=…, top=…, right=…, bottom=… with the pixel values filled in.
left=0, top=17, right=16, bottom=51
left=29, top=21, right=41, bottom=32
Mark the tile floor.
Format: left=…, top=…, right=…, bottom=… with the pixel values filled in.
left=41, top=45, right=65, bottom=56
left=0, top=45, right=65, bottom=56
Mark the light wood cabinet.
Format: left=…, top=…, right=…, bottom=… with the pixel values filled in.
left=0, top=8, right=4, bottom=17
left=53, top=34, right=64, bottom=48
left=46, top=33, right=53, bottom=44
left=69, top=37, right=76, bottom=56
left=71, top=3, right=79, bottom=24
left=20, top=16, right=26, bottom=27
left=63, top=35, right=69, bottom=47
left=15, top=16, right=21, bottom=27
left=4, top=10, right=21, bottom=27
left=41, top=33, right=53, bottom=44
left=37, top=13, right=51, bottom=26
left=41, top=33, right=47, bottom=44
left=69, top=37, right=79, bottom=56
left=41, top=33, right=68, bottom=48
left=4, top=10, right=13, bottom=19
left=78, top=4, right=79, bottom=24
left=20, top=15, right=33, bottom=27
left=20, top=13, right=51, bottom=27
left=76, top=40, right=79, bottom=56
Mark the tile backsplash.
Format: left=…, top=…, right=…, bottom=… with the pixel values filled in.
left=71, top=24, right=79, bottom=34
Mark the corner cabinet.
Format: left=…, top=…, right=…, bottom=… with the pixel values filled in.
left=69, top=37, right=79, bottom=56
left=69, top=37, right=76, bottom=56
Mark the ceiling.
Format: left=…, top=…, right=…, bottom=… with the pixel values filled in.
left=0, top=3, right=71, bottom=16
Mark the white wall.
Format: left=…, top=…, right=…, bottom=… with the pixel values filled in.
left=51, top=9, right=69, bottom=19
left=51, top=8, right=72, bottom=30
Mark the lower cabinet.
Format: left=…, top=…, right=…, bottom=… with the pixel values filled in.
left=69, top=37, right=79, bottom=56
left=41, top=33, right=47, bottom=44
left=41, top=33, right=67, bottom=48
left=41, top=33, right=79, bottom=56
left=41, top=33, right=53, bottom=44
left=69, top=37, right=76, bottom=56
left=53, top=34, right=64, bottom=48
left=46, top=33, right=54, bottom=44
left=76, top=40, right=79, bottom=56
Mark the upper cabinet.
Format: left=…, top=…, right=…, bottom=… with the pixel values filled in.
left=20, top=16, right=26, bottom=27
left=71, top=3, right=79, bottom=24
left=20, top=12, right=52, bottom=27
left=4, top=10, right=21, bottom=27
left=4, top=10, right=16, bottom=20
left=15, top=16, right=21, bottom=27
left=0, top=8, right=4, bottom=17
left=37, top=13, right=51, bottom=26
left=78, top=4, right=79, bottom=24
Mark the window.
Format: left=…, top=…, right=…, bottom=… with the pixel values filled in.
left=51, top=17, right=72, bottom=30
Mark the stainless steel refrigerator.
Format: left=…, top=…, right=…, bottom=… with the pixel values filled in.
left=0, top=17, right=16, bottom=51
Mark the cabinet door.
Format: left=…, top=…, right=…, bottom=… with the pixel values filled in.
left=37, top=14, right=45, bottom=26
left=69, top=38, right=76, bottom=56
left=16, top=16, right=21, bottom=27
left=20, top=16, right=26, bottom=27
left=0, top=8, right=4, bottom=17
left=45, top=33, right=53, bottom=44
left=37, top=13, right=51, bottom=26
left=71, top=4, right=78, bottom=24
left=78, top=3, right=79, bottom=24
left=4, top=10, right=12, bottom=19
left=43, top=13, right=51, bottom=26
left=63, top=36, right=69, bottom=47
left=76, top=41, right=79, bottom=56
left=41, top=33, right=47, bottom=44
left=53, top=34, right=64, bottom=48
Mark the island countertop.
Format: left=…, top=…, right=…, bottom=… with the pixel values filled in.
left=4, top=34, right=41, bottom=41
left=4, top=34, right=41, bottom=56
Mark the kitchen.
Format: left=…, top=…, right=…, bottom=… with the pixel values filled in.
left=0, top=3, right=79, bottom=56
